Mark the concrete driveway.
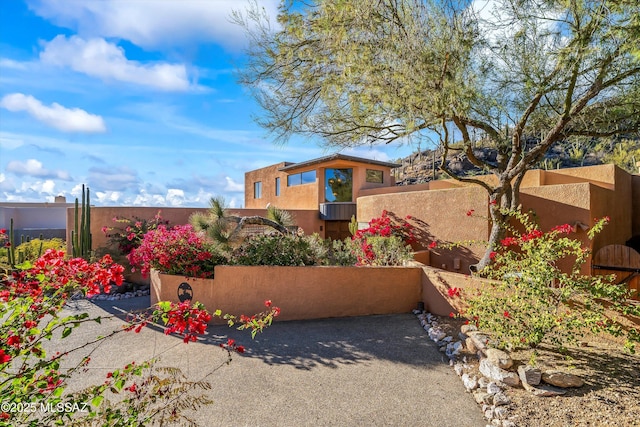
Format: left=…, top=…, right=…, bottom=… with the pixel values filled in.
left=53, top=296, right=485, bottom=427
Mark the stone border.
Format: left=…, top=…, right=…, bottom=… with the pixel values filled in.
left=413, top=310, right=585, bottom=427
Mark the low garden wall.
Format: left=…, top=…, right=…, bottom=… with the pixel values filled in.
left=151, top=265, right=422, bottom=323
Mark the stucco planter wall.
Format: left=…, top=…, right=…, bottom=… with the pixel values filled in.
left=150, top=265, right=422, bottom=323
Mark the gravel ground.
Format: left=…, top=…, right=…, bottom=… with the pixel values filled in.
left=433, top=316, right=640, bottom=427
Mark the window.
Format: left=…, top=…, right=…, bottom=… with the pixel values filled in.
left=366, top=169, right=383, bottom=183
left=254, top=181, right=262, bottom=199
left=287, top=170, right=317, bottom=186
left=325, top=168, right=353, bottom=202
left=275, top=177, right=280, bottom=196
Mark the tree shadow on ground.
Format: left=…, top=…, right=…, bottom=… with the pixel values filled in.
left=512, top=342, right=640, bottom=398
left=202, top=314, right=447, bottom=371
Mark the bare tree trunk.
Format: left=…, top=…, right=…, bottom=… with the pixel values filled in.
left=470, top=181, right=511, bottom=273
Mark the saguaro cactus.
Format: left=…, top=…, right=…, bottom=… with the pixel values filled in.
left=6, top=218, right=16, bottom=267
left=72, top=184, right=92, bottom=260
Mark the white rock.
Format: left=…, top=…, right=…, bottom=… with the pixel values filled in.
left=486, top=382, right=502, bottom=395
left=462, top=374, right=479, bottom=391
left=486, top=348, right=513, bottom=370
left=493, top=392, right=510, bottom=406
left=479, top=359, right=520, bottom=388
left=428, top=326, right=447, bottom=341
left=494, top=406, right=508, bottom=419
left=460, top=324, right=478, bottom=334
left=454, top=363, right=464, bottom=376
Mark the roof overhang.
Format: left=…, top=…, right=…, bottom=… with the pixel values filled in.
left=278, top=153, right=400, bottom=172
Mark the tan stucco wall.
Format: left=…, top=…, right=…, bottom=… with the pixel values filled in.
left=66, top=206, right=327, bottom=271
left=357, top=186, right=489, bottom=273
left=543, top=164, right=617, bottom=190
left=151, top=266, right=422, bottom=322
left=245, top=159, right=394, bottom=209
left=245, top=162, right=320, bottom=210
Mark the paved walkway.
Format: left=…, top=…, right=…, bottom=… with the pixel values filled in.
left=56, top=296, right=485, bottom=427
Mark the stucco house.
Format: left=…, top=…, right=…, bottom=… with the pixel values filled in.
left=244, top=153, right=400, bottom=240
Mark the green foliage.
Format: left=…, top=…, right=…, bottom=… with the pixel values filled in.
left=236, top=0, right=640, bottom=267
left=348, top=215, right=358, bottom=237
left=266, top=205, right=295, bottom=227
left=16, top=238, right=65, bottom=262
left=230, top=234, right=316, bottom=266
left=72, top=184, right=92, bottom=260
left=303, top=234, right=359, bottom=266
left=462, top=210, right=640, bottom=353
left=601, top=138, right=640, bottom=173
left=352, top=236, right=414, bottom=267
left=191, top=197, right=296, bottom=251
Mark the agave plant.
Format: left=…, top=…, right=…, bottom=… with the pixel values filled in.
left=190, top=197, right=296, bottom=250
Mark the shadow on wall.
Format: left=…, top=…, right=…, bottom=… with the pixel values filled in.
left=387, top=211, right=480, bottom=273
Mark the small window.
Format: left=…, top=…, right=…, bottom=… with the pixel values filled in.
left=301, top=170, right=317, bottom=184
left=254, top=181, right=262, bottom=199
left=287, top=170, right=316, bottom=187
left=275, top=177, right=281, bottom=196
left=366, top=169, right=383, bottom=183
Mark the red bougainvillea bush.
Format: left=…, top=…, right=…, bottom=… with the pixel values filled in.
left=127, top=224, right=226, bottom=278
left=351, top=210, right=416, bottom=266
left=449, top=210, right=639, bottom=353
left=0, top=230, right=280, bottom=426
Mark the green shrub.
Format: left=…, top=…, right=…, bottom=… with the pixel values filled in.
left=16, top=238, right=66, bottom=262
left=461, top=210, right=640, bottom=353
left=303, top=234, right=359, bottom=266
left=352, top=235, right=414, bottom=266
left=230, top=234, right=316, bottom=266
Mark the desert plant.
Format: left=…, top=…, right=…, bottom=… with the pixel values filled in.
left=127, top=225, right=226, bottom=278
left=456, top=210, right=640, bottom=353
left=102, top=211, right=168, bottom=256
left=191, top=197, right=296, bottom=251
left=72, top=184, right=92, bottom=260
left=230, top=233, right=315, bottom=266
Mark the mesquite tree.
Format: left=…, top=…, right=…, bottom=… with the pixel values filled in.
left=234, top=0, right=640, bottom=270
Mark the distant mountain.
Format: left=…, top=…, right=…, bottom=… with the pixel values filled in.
left=392, top=138, right=640, bottom=185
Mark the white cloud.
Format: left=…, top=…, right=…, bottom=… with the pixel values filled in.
left=0, top=136, right=24, bottom=150
left=224, top=176, right=244, bottom=192
left=0, top=58, right=28, bottom=70
left=0, top=93, right=106, bottom=133
left=6, top=159, right=72, bottom=180
left=40, top=36, right=192, bottom=91
left=166, top=189, right=185, bottom=206
left=28, top=0, right=280, bottom=52
left=94, top=190, right=123, bottom=204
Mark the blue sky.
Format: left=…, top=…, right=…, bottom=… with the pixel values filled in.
left=0, top=0, right=416, bottom=207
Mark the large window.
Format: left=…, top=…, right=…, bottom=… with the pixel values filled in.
left=287, top=170, right=316, bottom=186
left=275, top=177, right=281, bottom=196
left=325, top=168, right=353, bottom=202
left=366, top=169, right=383, bottom=183
left=254, top=181, right=262, bottom=199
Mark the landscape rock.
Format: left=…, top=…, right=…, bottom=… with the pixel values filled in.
left=462, top=373, right=479, bottom=391
left=473, top=391, right=491, bottom=404
left=467, top=331, right=490, bottom=353
left=493, top=392, right=511, bottom=406
left=521, top=380, right=567, bottom=396
left=542, top=371, right=584, bottom=388
left=494, top=406, right=509, bottom=419
left=518, top=365, right=542, bottom=386
left=486, top=348, right=513, bottom=370
left=454, top=362, right=464, bottom=376
left=479, top=359, right=520, bottom=388
left=465, top=337, right=478, bottom=352
left=478, top=376, right=490, bottom=389
left=486, top=382, right=502, bottom=395
left=460, top=324, right=478, bottom=334
left=428, top=326, right=447, bottom=342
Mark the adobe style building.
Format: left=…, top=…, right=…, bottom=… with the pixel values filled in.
left=245, top=155, right=640, bottom=278
left=244, top=154, right=400, bottom=240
